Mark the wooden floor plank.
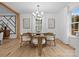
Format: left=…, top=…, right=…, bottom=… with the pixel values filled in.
left=0, top=39, right=75, bottom=57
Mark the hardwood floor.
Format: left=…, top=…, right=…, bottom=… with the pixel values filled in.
left=0, top=39, right=75, bottom=57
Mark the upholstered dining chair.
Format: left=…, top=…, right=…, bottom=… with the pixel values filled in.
left=0, top=32, right=3, bottom=45
left=32, top=38, right=46, bottom=45
left=32, top=33, right=46, bottom=46
left=44, top=32, right=56, bottom=46
left=20, top=32, right=32, bottom=47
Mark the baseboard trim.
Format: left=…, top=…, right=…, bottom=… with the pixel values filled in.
left=66, top=44, right=75, bottom=50
left=56, top=38, right=75, bottom=50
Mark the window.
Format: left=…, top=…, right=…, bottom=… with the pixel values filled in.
left=71, top=8, right=79, bottom=35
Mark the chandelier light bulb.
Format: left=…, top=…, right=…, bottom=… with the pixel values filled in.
left=32, top=12, right=36, bottom=16
left=36, top=10, right=39, bottom=14
left=41, top=11, right=44, bottom=15
left=37, top=14, right=40, bottom=17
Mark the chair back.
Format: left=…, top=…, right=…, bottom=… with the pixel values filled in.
left=44, top=32, right=54, bottom=40
left=44, top=32, right=54, bottom=36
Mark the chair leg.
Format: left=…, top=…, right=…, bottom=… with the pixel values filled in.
left=0, top=40, right=3, bottom=45
left=0, top=40, right=1, bottom=45
left=50, top=40, right=56, bottom=46
left=20, top=35, right=23, bottom=47
left=53, top=39, right=56, bottom=46
left=53, top=35, right=56, bottom=46
left=50, top=40, right=53, bottom=46
left=20, top=42, right=22, bottom=47
left=29, top=41, right=32, bottom=46
left=20, top=41, right=23, bottom=47
left=45, top=38, right=47, bottom=46
left=50, top=41, right=52, bottom=46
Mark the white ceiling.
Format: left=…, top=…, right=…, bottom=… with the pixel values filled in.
left=0, top=2, right=69, bottom=14
left=0, top=6, right=13, bottom=14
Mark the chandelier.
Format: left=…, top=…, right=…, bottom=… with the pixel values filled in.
left=32, top=5, right=44, bottom=19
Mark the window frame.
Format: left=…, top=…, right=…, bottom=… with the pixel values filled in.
left=71, top=15, right=79, bottom=36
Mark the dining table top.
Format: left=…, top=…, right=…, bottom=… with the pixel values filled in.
left=21, top=32, right=56, bottom=36
left=32, top=35, right=46, bottom=39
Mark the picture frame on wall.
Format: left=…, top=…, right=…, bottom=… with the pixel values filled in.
left=23, top=18, right=30, bottom=29
left=48, top=17, right=55, bottom=29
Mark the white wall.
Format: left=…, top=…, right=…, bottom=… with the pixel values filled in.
left=20, top=13, right=57, bottom=34
left=20, top=14, right=33, bottom=33
left=55, top=7, right=69, bottom=44
left=20, top=10, right=71, bottom=44
left=55, top=2, right=79, bottom=56
left=42, top=13, right=57, bottom=33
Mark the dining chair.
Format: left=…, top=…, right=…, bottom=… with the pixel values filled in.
left=32, top=38, right=46, bottom=45
left=32, top=33, right=46, bottom=46
left=44, top=32, right=56, bottom=46
left=20, top=33, right=32, bottom=47
left=0, top=32, right=3, bottom=45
